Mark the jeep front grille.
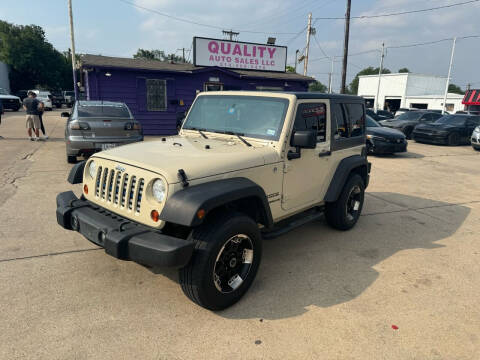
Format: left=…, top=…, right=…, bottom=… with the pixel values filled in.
left=94, top=167, right=145, bottom=214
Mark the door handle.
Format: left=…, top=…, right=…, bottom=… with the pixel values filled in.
left=318, top=151, right=331, bottom=157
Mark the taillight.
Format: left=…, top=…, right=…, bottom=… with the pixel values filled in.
left=70, top=122, right=90, bottom=130
left=125, top=122, right=141, bottom=130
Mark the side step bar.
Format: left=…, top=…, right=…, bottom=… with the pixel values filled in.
left=261, top=207, right=324, bottom=240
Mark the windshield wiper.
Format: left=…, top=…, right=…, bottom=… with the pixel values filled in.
left=185, top=127, right=208, bottom=139
left=224, top=131, right=252, bottom=147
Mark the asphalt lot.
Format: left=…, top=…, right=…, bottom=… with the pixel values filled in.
left=1, top=109, right=479, bottom=359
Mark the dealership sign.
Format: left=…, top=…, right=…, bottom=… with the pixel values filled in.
left=193, top=37, right=287, bottom=72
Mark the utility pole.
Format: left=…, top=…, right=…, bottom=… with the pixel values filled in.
left=328, top=57, right=334, bottom=93
left=177, top=48, right=187, bottom=62
left=375, top=43, right=385, bottom=112
left=442, top=37, right=456, bottom=114
left=68, top=0, right=79, bottom=99
left=340, top=0, right=351, bottom=94
left=222, top=29, right=239, bottom=41
left=303, top=13, right=312, bottom=76
left=294, top=49, right=299, bottom=73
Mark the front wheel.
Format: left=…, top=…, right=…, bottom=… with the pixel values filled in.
left=179, top=213, right=262, bottom=310
left=325, top=174, right=365, bottom=231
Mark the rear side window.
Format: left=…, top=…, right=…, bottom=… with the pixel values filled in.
left=293, top=103, right=327, bottom=142
left=333, top=103, right=349, bottom=138
left=77, top=105, right=131, bottom=118
left=344, top=103, right=365, bottom=137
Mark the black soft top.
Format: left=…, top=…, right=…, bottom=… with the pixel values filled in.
left=288, top=92, right=364, bottom=103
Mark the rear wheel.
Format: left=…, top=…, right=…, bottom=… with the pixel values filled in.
left=179, top=212, right=262, bottom=310
left=67, top=155, right=77, bottom=164
left=448, top=132, right=460, bottom=146
left=325, top=174, right=365, bottom=231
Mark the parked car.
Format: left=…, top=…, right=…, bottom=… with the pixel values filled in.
left=29, top=90, right=53, bottom=110
left=366, top=109, right=394, bottom=121
left=63, top=100, right=143, bottom=163
left=63, top=90, right=75, bottom=107
left=0, top=88, right=21, bottom=111
left=56, top=91, right=371, bottom=310
left=366, top=115, right=407, bottom=154
left=412, top=114, right=480, bottom=146
left=394, top=108, right=412, bottom=117
left=380, top=111, right=443, bottom=139
left=471, top=125, right=480, bottom=150
left=51, top=91, right=64, bottom=108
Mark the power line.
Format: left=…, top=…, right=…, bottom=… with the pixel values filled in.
left=314, top=0, right=479, bottom=20
left=118, top=0, right=301, bottom=35
left=313, top=34, right=329, bottom=58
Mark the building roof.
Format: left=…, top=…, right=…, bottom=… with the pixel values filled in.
left=80, top=54, right=314, bottom=82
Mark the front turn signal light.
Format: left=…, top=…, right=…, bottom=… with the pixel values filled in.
left=151, top=210, right=159, bottom=222
left=83, top=184, right=88, bottom=194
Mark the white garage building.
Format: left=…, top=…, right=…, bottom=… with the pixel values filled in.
left=357, top=73, right=464, bottom=113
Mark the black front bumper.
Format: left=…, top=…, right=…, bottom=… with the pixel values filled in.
left=370, top=140, right=407, bottom=154
left=412, top=133, right=448, bottom=144
left=56, top=191, right=194, bottom=268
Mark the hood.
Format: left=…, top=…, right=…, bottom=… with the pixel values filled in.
left=0, top=94, right=20, bottom=100
left=415, top=122, right=457, bottom=131
left=367, top=126, right=405, bottom=139
left=94, top=135, right=279, bottom=184
left=382, top=119, right=414, bottom=127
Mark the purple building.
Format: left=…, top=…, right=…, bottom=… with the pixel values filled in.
left=80, top=54, right=314, bottom=135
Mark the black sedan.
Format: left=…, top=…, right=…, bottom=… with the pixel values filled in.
left=412, top=114, right=480, bottom=146
left=380, top=111, right=443, bottom=139
left=366, top=115, right=407, bottom=154
left=366, top=109, right=394, bottom=121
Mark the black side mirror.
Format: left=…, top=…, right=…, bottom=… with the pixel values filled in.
left=61, top=112, right=70, bottom=118
left=288, top=130, right=317, bottom=160
left=291, top=130, right=317, bottom=148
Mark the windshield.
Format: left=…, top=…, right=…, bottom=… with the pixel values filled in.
left=397, top=112, right=422, bottom=121
left=0, top=88, right=9, bottom=95
left=366, top=115, right=380, bottom=127
left=183, top=95, right=290, bottom=140
left=78, top=104, right=131, bottom=118
left=435, top=115, right=466, bottom=126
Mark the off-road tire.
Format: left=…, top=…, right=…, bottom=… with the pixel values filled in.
left=448, top=132, right=460, bottom=146
left=67, top=155, right=77, bottom=164
left=325, top=174, right=365, bottom=231
left=179, top=212, right=262, bottom=310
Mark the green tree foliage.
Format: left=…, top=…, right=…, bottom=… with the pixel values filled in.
left=398, top=68, right=410, bottom=73
left=133, top=49, right=188, bottom=63
left=309, top=81, right=327, bottom=93
left=286, top=65, right=296, bottom=73
left=448, top=83, right=464, bottom=95
left=348, top=66, right=391, bottom=94
left=0, top=20, right=73, bottom=92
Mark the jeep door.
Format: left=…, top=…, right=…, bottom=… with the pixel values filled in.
left=281, top=100, right=333, bottom=210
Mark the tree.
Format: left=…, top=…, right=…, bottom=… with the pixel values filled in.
left=286, top=65, right=296, bottom=73
left=398, top=68, right=410, bottom=73
left=448, top=83, right=464, bottom=95
left=0, top=20, right=72, bottom=92
left=133, top=48, right=188, bottom=63
left=348, top=66, right=391, bottom=95
left=309, top=81, right=327, bottom=93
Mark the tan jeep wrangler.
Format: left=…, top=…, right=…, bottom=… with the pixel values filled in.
left=56, top=91, right=370, bottom=310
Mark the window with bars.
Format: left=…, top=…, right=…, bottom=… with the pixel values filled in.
left=146, top=79, right=167, bottom=111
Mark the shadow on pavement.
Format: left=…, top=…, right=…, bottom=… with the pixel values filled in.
left=216, top=192, right=470, bottom=319
left=370, top=151, right=425, bottom=159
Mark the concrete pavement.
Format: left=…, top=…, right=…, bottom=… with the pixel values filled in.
left=0, top=109, right=479, bottom=359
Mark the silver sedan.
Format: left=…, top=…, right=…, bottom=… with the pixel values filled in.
left=472, top=125, right=480, bottom=151
left=63, top=101, right=143, bottom=163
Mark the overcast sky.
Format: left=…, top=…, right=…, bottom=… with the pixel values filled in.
left=0, top=0, right=479, bottom=91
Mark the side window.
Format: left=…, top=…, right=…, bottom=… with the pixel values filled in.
left=420, top=113, right=431, bottom=122
left=333, top=103, right=349, bottom=138
left=432, top=113, right=442, bottom=121
left=345, top=103, right=365, bottom=137
left=293, top=103, right=327, bottom=142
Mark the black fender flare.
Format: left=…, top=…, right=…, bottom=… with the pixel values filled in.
left=68, top=160, right=86, bottom=184
left=324, top=155, right=370, bottom=202
left=159, top=177, right=273, bottom=228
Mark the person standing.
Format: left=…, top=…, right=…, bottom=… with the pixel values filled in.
left=23, top=91, right=43, bottom=141
left=37, top=97, right=48, bottom=139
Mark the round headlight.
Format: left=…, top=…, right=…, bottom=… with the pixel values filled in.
left=152, top=179, right=166, bottom=203
left=88, top=161, right=96, bottom=178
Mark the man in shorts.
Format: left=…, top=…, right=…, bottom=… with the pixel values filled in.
left=23, top=91, right=43, bottom=141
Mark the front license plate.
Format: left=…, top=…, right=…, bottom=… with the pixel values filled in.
left=101, top=143, right=116, bottom=150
